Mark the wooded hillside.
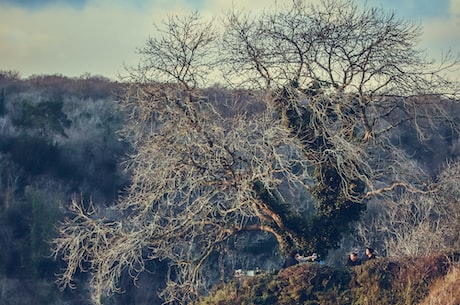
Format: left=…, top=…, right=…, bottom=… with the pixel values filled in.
left=2, top=1, right=460, bottom=305
left=0, top=70, right=459, bottom=305
left=0, top=72, right=128, bottom=305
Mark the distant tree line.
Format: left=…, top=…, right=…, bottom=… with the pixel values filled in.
left=0, top=71, right=129, bottom=305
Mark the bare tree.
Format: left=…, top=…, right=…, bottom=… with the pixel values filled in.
left=222, top=0, right=459, bottom=95
left=130, top=11, right=219, bottom=92
left=221, top=0, right=460, bottom=229
left=53, top=1, right=460, bottom=304
left=54, top=12, right=314, bottom=304
left=54, top=79, right=318, bottom=304
left=357, top=159, right=460, bottom=257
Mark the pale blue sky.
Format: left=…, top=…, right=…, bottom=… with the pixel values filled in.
left=0, top=0, right=458, bottom=79
left=367, top=0, right=451, bottom=18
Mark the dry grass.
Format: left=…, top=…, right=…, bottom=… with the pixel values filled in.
left=418, top=264, right=460, bottom=305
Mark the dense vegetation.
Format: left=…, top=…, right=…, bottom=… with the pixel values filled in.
left=0, top=70, right=459, bottom=305
left=2, top=1, right=460, bottom=304
left=0, top=72, right=128, bottom=305
left=51, top=0, right=460, bottom=304
left=195, top=254, right=459, bottom=305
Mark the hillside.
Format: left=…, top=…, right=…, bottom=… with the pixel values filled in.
left=0, top=72, right=129, bottom=305
left=195, top=254, right=460, bottom=305
left=1, top=72, right=460, bottom=305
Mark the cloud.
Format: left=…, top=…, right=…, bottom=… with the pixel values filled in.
left=362, top=0, right=450, bottom=19
left=358, top=0, right=458, bottom=59
left=0, top=0, right=89, bottom=10
left=0, top=0, right=197, bottom=78
left=417, top=0, right=460, bottom=54
left=0, top=0, right=212, bottom=78
left=200, top=0, right=316, bottom=17
left=0, top=0, right=458, bottom=79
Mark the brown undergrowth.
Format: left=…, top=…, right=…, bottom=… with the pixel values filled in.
left=194, top=254, right=453, bottom=305
left=418, top=264, right=460, bottom=305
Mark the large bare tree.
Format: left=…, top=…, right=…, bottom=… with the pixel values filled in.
left=221, top=0, right=460, bottom=249
left=52, top=1, right=460, bottom=304
left=357, top=158, right=460, bottom=257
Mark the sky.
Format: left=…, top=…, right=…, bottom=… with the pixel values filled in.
left=0, top=0, right=459, bottom=80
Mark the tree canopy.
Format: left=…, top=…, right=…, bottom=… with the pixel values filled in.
left=52, top=0, right=460, bottom=304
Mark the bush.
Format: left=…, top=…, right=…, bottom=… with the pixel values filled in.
left=351, top=254, right=450, bottom=305
left=418, top=264, right=460, bottom=305
left=195, top=264, right=352, bottom=305
left=195, top=255, right=451, bottom=305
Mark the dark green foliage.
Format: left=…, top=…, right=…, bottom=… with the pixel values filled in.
left=306, top=165, right=365, bottom=257
left=253, top=167, right=364, bottom=258
left=0, top=184, right=62, bottom=279
left=253, top=166, right=364, bottom=258
left=271, top=85, right=367, bottom=258
left=1, top=201, right=30, bottom=276
left=0, top=136, right=60, bottom=175
left=0, top=87, right=6, bottom=115
left=26, top=186, right=61, bottom=278
left=11, top=98, right=71, bottom=137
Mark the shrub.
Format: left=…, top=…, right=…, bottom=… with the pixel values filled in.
left=351, top=254, right=450, bottom=305
left=351, top=259, right=400, bottom=305
left=418, top=264, right=460, bottom=305
left=395, top=255, right=449, bottom=305
left=196, top=255, right=451, bottom=305
left=277, top=264, right=352, bottom=305
left=195, top=264, right=352, bottom=305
